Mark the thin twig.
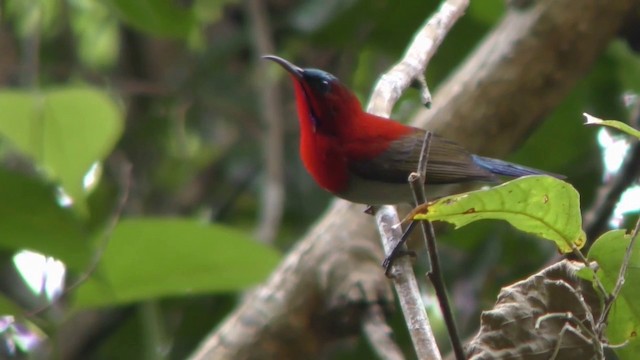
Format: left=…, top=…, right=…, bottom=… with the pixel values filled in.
left=416, top=75, right=432, bottom=108
left=26, top=156, right=132, bottom=318
left=410, top=133, right=465, bottom=360
left=597, top=217, right=640, bottom=335
left=246, top=0, right=285, bottom=244
left=367, top=0, right=469, bottom=117
left=374, top=206, right=442, bottom=360
left=570, top=246, right=608, bottom=299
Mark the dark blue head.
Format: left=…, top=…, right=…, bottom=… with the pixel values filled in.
left=262, top=55, right=362, bottom=135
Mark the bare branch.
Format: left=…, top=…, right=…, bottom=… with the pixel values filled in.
left=376, top=206, right=441, bottom=360
left=367, top=0, right=469, bottom=118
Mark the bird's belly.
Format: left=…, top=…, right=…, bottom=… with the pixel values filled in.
left=336, top=174, right=457, bottom=205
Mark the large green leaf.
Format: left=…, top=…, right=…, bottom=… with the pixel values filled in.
left=73, top=218, right=281, bottom=308
left=410, top=176, right=585, bottom=252
left=0, top=87, right=123, bottom=213
left=0, top=168, right=89, bottom=269
left=588, top=230, right=640, bottom=359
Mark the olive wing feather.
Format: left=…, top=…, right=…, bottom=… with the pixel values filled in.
left=348, top=129, right=496, bottom=184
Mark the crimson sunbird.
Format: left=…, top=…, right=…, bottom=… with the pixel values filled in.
left=263, top=55, right=561, bottom=205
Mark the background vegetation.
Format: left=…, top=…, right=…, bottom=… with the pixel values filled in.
left=0, top=0, right=638, bottom=358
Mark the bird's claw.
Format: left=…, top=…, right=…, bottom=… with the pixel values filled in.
left=364, top=205, right=377, bottom=215
left=382, top=249, right=417, bottom=277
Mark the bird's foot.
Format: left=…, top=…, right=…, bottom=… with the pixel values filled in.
left=363, top=205, right=377, bottom=215
left=382, top=249, right=417, bottom=277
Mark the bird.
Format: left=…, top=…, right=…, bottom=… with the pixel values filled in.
left=263, top=55, right=562, bottom=205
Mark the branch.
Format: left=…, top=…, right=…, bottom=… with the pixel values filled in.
left=367, top=0, right=469, bottom=117
left=246, top=0, right=285, bottom=244
left=189, top=0, right=636, bottom=358
left=375, top=205, right=441, bottom=360
left=411, top=0, right=635, bottom=154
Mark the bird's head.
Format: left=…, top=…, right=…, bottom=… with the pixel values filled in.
left=263, top=55, right=362, bottom=136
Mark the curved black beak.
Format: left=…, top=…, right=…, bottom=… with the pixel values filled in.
left=262, top=55, right=304, bottom=79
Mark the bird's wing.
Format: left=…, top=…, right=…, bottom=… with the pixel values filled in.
left=347, top=128, right=496, bottom=185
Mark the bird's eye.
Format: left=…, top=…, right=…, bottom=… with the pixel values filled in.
left=313, top=80, right=331, bottom=94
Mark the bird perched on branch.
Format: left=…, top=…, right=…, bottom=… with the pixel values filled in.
left=264, top=55, right=562, bottom=205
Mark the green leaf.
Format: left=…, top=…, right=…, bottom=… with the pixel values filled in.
left=410, top=175, right=585, bottom=253
left=73, top=218, right=281, bottom=308
left=584, top=113, right=640, bottom=140
left=0, top=87, right=123, bottom=213
left=0, top=168, right=89, bottom=269
left=576, top=266, right=597, bottom=282
left=588, top=230, right=640, bottom=358
left=105, top=0, right=196, bottom=39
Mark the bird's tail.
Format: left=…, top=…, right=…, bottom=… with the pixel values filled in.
left=471, top=155, right=565, bottom=179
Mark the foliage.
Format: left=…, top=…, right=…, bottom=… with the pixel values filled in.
left=73, top=218, right=280, bottom=309
left=0, top=0, right=639, bottom=358
left=409, top=118, right=640, bottom=359
left=589, top=230, right=640, bottom=358
left=409, top=176, right=585, bottom=253
left=0, top=87, right=123, bottom=214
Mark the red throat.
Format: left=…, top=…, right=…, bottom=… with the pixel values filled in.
left=292, top=78, right=350, bottom=194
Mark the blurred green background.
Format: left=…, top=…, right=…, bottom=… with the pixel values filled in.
left=0, top=0, right=638, bottom=358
